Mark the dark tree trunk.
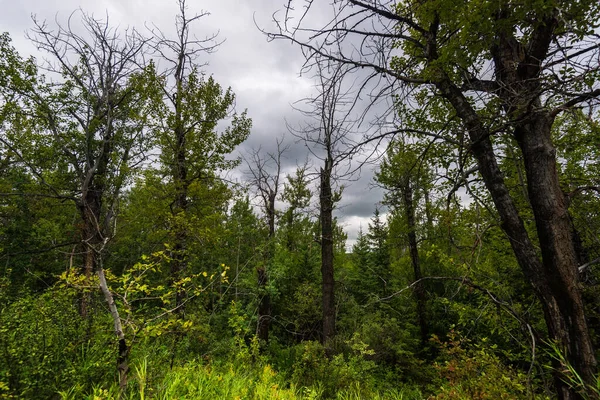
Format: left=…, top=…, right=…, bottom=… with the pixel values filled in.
left=320, top=159, right=335, bottom=347
left=171, top=120, right=188, bottom=311
left=267, top=192, right=276, bottom=238
left=516, top=114, right=597, bottom=398
left=257, top=192, right=276, bottom=343
left=402, top=181, right=428, bottom=346
left=256, top=266, right=271, bottom=343
left=78, top=183, right=104, bottom=317
left=117, top=337, right=129, bottom=393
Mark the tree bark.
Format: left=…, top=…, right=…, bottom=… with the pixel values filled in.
left=79, top=180, right=106, bottom=317
left=320, top=159, right=335, bottom=347
left=256, top=266, right=271, bottom=343
left=78, top=103, right=114, bottom=317
left=515, top=113, right=597, bottom=398
left=267, top=191, right=276, bottom=238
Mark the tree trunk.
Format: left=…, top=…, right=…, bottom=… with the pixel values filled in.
left=78, top=187, right=103, bottom=317
left=515, top=113, right=597, bottom=398
left=402, top=181, right=428, bottom=346
left=320, top=160, right=335, bottom=347
left=79, top=116, right=112, bottom=316
left=257, top=192, right=276, bottom=343
left=98, top=265, right=128, bottom=394
left=256, top=266, right=271, bottom=343
left=171, top=121, right=188, bottom=311
left=267, top=192, right=276, bottom=239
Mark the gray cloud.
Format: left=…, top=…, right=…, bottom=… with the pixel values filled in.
left=0, top=0, right=387, bottom=248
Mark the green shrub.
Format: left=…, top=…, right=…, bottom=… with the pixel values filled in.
left=430, top=331, right=542, bottom=400
left=0, top=287, right=117, bottom=398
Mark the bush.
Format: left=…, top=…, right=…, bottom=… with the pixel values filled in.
left=0, top=287, right=115, bottom=398
left=430, top=331, right=541, bottom=400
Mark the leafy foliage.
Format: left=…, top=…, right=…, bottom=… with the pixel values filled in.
left=2, top=1, right=600, bottom=398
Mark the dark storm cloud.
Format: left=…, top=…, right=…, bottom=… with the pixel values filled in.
left=340, top=176, right=385, bottom=219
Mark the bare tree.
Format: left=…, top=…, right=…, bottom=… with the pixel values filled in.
left=291, top=60, right=358, bottom=348
left=267, top=1, right=600, bottom=397
left=28, top=10, right=151, bottom=303
left=245, top=136, right=289, bottom=343
left=246, top=137, right=288, bottom=238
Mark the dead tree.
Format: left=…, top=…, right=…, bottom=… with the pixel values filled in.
left=17, top=10, right=152, bottom=390
left=291, top=60, right=358, bottom=349
left=245, top=136, right=288, bottom=343
left=28, top=10, right=150, bottom=308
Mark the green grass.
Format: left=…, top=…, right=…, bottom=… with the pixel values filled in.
left=58, top=358, right=424, bottom=400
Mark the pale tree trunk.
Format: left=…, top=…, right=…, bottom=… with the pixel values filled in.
left=97, top=263, right=128, bottom=393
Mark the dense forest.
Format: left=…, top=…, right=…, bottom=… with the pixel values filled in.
left=1, top=0, right=600, bottom=399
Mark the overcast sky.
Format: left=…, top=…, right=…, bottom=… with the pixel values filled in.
left=0, top=0, right=388, bottom=248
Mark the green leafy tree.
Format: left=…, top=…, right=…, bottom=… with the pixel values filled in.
left=150, top=0, right=251, bottom=309
left=348, top=227, right=375, bottom=302
left=271, top=166, right=321, bottom=342
left=366, top=208, right=391, bottom=295
left=281, top=164, right=312, bottom=251
left=377, top=142, right=434, bottom=345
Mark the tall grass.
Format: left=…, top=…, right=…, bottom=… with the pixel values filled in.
left=546, top=341, right=600, bottom=400
left=58, top=358, right=423, bottom=399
